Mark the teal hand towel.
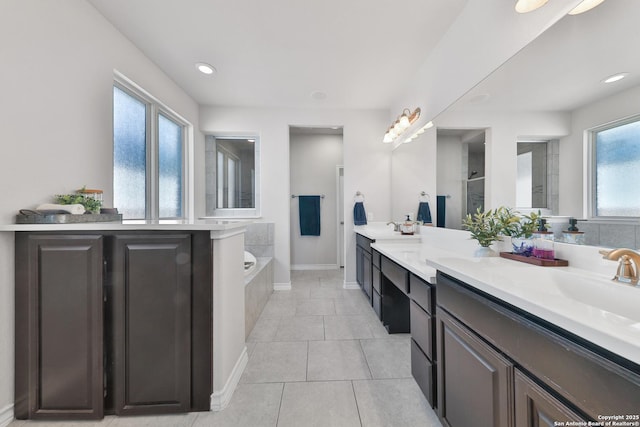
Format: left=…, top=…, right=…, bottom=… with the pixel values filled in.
left=299, top=196, right=321, bottom=236
left=353, top=202, right=367, bottom=225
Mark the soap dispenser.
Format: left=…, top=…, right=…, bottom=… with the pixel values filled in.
left=532, top=218, right=555, bottom=259
left=401, top=214, right=415, bottom=235
left=563, top=218, right=585, bottom=245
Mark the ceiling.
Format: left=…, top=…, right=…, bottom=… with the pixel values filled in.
left=448, top=0, right=640, bottom=113
left=88, top=0, right=467, bottom=109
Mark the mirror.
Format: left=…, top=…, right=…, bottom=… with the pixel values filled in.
left=433, top=0, right=640, bottom=248
left=205, top=135, right=260, bottom=217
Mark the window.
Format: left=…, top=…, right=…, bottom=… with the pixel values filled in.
left=113, top=79, right=188, bottom=219
left=590, top=116, right=640, bottom=218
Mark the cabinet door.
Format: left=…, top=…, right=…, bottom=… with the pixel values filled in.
left=15, top=234, right=104, bottom=419
left=110, top=234, right=191, bottom=415
left=356, top=245, right=364, bottom=286
left=437, top=309, right=513, bottom=427
left=362, top=249, right=372, bottom=301
left=515, top=370, right=584, bottom=427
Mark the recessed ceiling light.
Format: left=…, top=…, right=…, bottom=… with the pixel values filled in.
left=195, top=62, right=216, bottom=75
left=247, top=139, right=255, bottom=143
left=603, top=73, right=629, bottom=84
left=568, top=0, right=606, bottom=15
left=468, top=93, right=490, bottom=104
left=311, top=91, right=327, bottom=101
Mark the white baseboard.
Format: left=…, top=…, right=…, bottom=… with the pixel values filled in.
left=343, top=281, right=360, bottom=290
left=290, top=264, right=338, bottom=271
left=274, top=282, right=291, bottom=290
left=210, top=346, right=248, bottom=412
left=0, top=404, right=13, bottom=427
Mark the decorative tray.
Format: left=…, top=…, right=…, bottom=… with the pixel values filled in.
left=16, top=213, right=123, bottom=224
left=499, top=252, right=569, bottom=267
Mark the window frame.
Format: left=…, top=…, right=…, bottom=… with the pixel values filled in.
left=587, top=113, right=640, bottom=220
left=113, top=72, right=192, bottom=220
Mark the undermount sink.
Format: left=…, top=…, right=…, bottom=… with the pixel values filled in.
left=434, top=256, right=640, bottom=322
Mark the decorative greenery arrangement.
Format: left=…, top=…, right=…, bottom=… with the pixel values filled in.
left=497, top=208, right=541, bottom=239
left=54, top=187, right=102, bottom=214
left=462, top=207, right=505, bottom=247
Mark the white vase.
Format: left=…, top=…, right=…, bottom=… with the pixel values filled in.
left=474, top=246, right=498, bottom=257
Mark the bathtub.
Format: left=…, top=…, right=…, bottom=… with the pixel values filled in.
left=244, top=251, right=257, bottom=276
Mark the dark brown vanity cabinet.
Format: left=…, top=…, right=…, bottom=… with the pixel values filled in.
left=15, top=231, right=212, bottom=420
left=514, top=370, right=583, bottom=427
left=436, top=271, right=640, bottom=427
left=355, top=234, right=373, bottom=303
left=371, top=249, right=382, bottom=319
left=108, top=234, right=192, bottom=415
left=409, top=273, right=436, bottom=407
left=15, top=234, right=105, bottom=419
left=436, top=309, right=513, bottom=427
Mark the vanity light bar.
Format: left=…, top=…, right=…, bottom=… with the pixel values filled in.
left=403, top=121, right=434, bottom=144
left=383, top=108, right=421, bottom=143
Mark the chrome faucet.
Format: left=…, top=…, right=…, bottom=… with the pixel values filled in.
left=599, top=248, right=640, bottom=286
left=387, top=221, right=400, bottom=232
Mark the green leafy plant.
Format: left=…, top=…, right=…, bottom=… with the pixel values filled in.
left=497, top=208, right=541, bottom=239
left=462, top=207, right=504, bottom=247
left=54, top=191, right=102, bottom=214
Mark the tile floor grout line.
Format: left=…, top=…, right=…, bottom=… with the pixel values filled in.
left=350, top=380, right=365, bottom=427
left=275, top=382, right=285, bottom=427
left=305, top=340, right=309, bottom=381
left=358, top=338, right=375, bottom=380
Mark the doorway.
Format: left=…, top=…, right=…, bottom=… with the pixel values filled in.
left=289, top=127, right=344, bottom=270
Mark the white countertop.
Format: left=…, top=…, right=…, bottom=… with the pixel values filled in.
left=372, top=234, right=640, bottom=366
left=355, top=224, right=422, bottom=242
left=0, top=218, right=251, bottom=232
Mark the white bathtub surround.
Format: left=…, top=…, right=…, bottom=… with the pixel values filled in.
left=370, top=226, right=640, bottom=365
left=245, top=257, right=274, bottom=339
left=244, top=222, right=274, bottom=258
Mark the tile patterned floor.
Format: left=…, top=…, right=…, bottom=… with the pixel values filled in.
left=10, top=270, right=442, bottom=427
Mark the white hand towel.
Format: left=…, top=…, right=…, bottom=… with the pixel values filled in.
left=36, top=203, right=86, bottom=214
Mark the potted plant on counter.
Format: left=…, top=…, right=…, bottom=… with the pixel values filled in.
left=462, top=207, right=505, bottom=257
left=498, top=209, right=540, bottom=256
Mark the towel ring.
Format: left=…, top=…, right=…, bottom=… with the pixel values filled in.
left=419, top=191, right=430, bottom=202
left=354, top=191, right=365, bottom=202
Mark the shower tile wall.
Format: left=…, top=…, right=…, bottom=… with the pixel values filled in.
left=245, top=222, right=275, bottom=257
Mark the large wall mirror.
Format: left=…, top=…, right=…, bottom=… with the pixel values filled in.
left=205, top=135, right=261, bottom=217
left=433, top=0, right=640, bottom=248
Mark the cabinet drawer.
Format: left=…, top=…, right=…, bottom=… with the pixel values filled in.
left=409, top=273, right=433, bottom=315
left=372, top=249, right=381, bottom=268
left=356, top=234, right=373, bottom=253
left=410, top=300, right=433, bottom=360
left=372, top=266, right=381, bottom=294
left=372, top=290, right=382, bottom=320
left=411, top=339, right=434, bottom=407
left=381, top=256, right=409, bottom=294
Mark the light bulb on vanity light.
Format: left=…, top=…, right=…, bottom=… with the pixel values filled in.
left=568, top=0, right=606, bottom=15
left=515, top=0, right=548, bottom=13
